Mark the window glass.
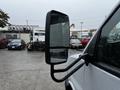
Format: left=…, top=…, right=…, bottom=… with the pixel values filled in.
left=97, top=8, right=120, bottom=68
left=34, top=33, right=45, bottom=36
left=35, top=33, right=39, bottom=36
left=107, top=22, right=120, bottom=43
left=39, top=33, right=45, bottom=36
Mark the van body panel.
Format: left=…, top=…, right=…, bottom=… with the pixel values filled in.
left=67, top=53, right=84, bottom=90
left=84, top=64, right=120, bottom=90
left=67, top=61, right=120, bottom=90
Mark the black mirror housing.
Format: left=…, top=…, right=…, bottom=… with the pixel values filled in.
left=45, top=10, right=70, bottom=65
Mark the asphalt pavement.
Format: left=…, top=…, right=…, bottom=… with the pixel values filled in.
left=0, top=49, right=82, bottom=90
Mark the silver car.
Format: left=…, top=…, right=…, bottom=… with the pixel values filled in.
left=70, top=38, right=82, bottom=49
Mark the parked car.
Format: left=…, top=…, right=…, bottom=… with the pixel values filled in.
left=81, top=37, right=90, bottom=47
left=70, top=38, right=82, bottom=49
left=0, top=38, right=8, bottom=49
left=7, top=39, right=26, bottom=50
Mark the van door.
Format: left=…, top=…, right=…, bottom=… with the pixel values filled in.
left=84, top=4, right=120, bottom=90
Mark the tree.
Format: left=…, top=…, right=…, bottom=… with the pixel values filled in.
left=0, top=9, right=10, bottom=28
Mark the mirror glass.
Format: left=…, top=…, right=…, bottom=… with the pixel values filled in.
left=50, top=22, right=69, bottom=47
left=50, top=49, right=68, bottom=64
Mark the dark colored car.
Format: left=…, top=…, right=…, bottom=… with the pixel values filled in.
left=0, top=38, right=8, bottom=49
left=81, top=37, right=90, bottom=47
left=27, top=41, right=45, bottom=51
left=7, top=39, right=26, bottom=50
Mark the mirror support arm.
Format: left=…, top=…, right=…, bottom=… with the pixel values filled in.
left=51, top=62, right=85, bottom=82
left=54, top=53, right=88, bottom=73
left=50, top=53, right=88, bottom=82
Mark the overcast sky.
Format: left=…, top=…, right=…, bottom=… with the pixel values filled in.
left=0, top=0, right=120, bottom=29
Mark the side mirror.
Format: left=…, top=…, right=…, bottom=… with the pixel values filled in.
left=45, top=10, right=70, bottom=65
left=45, top=10, right=88, bottom=82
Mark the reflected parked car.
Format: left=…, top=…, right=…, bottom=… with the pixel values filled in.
left=7, top=39, right=26, bottom=50
left=0, top=38, right=8, bottom=49
left=70, top=38, right=82, bottom=49
left=81, top=37, right=90, bottom=47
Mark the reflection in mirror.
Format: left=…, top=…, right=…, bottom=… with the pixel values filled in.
left=50, top=22, right=69, bottom=47
left=50, top=49, right=68, bottom=64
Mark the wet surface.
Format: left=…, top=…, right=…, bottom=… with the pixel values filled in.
left=0, top=49, right=83, bottom=90
left=0, top=49, right=65, bottom=90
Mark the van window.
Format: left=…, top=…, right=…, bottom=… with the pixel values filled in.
left=34, top=33, right=45, bottom=36
left=39, top=33, right=45, bottom=36
left=35, top=33, right=39, bottom=36
left=96, top=7, right=120, bottom=69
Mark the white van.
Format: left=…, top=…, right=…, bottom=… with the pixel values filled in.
left=45, top=2, right=120, bottom=90
left=27, top=28, right=45, bottom=51
left=31, top=28, right=45, bottom=42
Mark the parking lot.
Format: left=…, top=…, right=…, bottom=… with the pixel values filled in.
left=0, top=49, right=81, bottom=90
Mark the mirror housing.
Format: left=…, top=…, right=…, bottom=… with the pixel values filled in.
left=45, top=10, right=70, bottom=65
left=45, top=10, right=88, bottom=82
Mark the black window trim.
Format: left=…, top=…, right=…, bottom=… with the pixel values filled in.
left=89, top=2, right=120, bottom=78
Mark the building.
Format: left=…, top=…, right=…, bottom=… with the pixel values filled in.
left=70, top=28, right=97, bottom=39
left=8, top=25, right=39, bottom=32
left=0, top=25, right=44, bottom=43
